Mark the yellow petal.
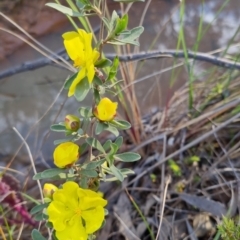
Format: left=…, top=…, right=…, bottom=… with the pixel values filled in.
left=46, top=181, right=107, bottom=239
left=92, top=49, right=100, bottom=63
left=55, top=215, right=88, bottom=240
left=87, top=64, right=95, bottom=83
left=62, top=31, right=83, bottom=62
left=81, top=206, right=105, bottom=234
left=78, top=29, right=93, bottom=55
left=47, top=201, right=73, bottom=231
left=68, top=68, right=86, bottom=97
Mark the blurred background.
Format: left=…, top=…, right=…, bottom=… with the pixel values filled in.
left=0, top=0, right=240, bottom=195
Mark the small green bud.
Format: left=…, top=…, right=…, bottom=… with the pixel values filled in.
left=64, top=115, right=80, bottom=131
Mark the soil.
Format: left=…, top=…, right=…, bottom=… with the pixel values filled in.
left=0, top=0, right=68, bottom=61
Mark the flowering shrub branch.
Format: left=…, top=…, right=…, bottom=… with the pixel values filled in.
left=31, top=0, right=144, bottom=239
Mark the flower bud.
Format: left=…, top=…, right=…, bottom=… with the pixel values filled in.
left=93, top=98, right=118, bottom=122
left=53, top=142, right=79, bottom=168
left=64, top=115, right=80, bottom=131
left=43, top=183, right=58, bottom=199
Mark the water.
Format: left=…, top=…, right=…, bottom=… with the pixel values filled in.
left=0, top=0, right=240, bottom=164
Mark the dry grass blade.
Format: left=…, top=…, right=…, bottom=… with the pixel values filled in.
left=128, top=110, right=240, bottom=186
left=12, top=127, right=43, bottom=202
left=156, top=175, right=171, bottom=240
left=0, top=12, right=74, bottom=71
left=114, top=212, right=141, bottom=240
left=0, top=27, right=73, bottom=72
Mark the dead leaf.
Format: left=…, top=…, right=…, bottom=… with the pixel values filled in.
left=179, top=193, right=227, bottom=217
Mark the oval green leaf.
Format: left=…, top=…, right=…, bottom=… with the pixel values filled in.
left=50, top=124, right=66, bottom=132
left=74, top=77, right=90, bottom=102
left=109, top=119, right=131, bottom=130
left=95, top=58, right=112, bottom=68
left=31, top=229, right=47, bottom=240
left=114, top=152, right=141, bottom=162
left=110, top=165, right=124, bottom=182
left=64, top=72, right=78, bottom=90
left=115, top=136, right=123, bottom=148
left=30, top=203, right=49, bottom=215
left=81, top=169, right=98, bottom=177
left=46, top=3, right=84, bottom=17
left=86, top=137, right=105, bottom=153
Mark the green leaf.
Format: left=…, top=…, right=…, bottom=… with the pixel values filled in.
left=114, top=14, right=128, bottom=35
left=31, top=229, right=47, bottom=240
left=109, top=119, right=131, bottom=130
left=95, top=58, right=112, bottom=68
left=80, top=169, right=98, bottom=177
left=86, top=137, right=105, bottom=153
left=93, top=75, right=103, bottom=85
left=33, top=212, right=45, bottom=221
left=54, top=138, right=74, bottom=145
left=80, top=142, right=88, bottom=154
left=95, top=121, right=105, bottom=135
left=50, top=124, right=66, bottom=132
left=81, top=118, right=90, bottom=132
left=30, top=203, right=49, bottom=215
left=109, top=10, right=119, bottom=32
left=103, top=139, right=112, bottom=151
left=93, top=87, right=101, bottom=104
left=109, top=26, right=144, bottom=46
left=41, top=168, right=65, bottom=179
left=115, top=136, right=123, bottom=148
left=120, top=168, right=135, bottom=175
left=64, top=72, right=78, bottom=90
left=32, top=172, right=42, bottom=180
left=79, top=176, right=88, bottom=188
left=114, top=0, right=144, bottom=2
left=46, top=3, right=84, bottom=17
left=110, top=165, right=124, bottom=182
left=95, top=122, right=119, bottom=136
left=117, top=26, right=144, bottom=45
left=74, top=77, right=90, bottom=102
left=33, top=169, right=65, bottom=180
left=83, top=159, right=105, bottom=169
left=107, top=57, right=119, bottom=81
left=58, top=173, right=76, bottom=179
left=79, top=107, right=92, bottom=118
left=102, top=17, right=111, bottom=30
left=76, top=0, right=91, bottom=8
left=76, top=0, right=85, bottom=9
left=109, top=143, right=118, bottom=156
left=114, top=152, right=141, bottom=162
left=45, top=221, right=53, bottom=228
left=77, top=128, right=84, bottom=135
left=105, top=124, right=119, bottom=137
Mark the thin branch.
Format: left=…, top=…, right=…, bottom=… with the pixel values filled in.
left=1, top=49, right=240, bottom=80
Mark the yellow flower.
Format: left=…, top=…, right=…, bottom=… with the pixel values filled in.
left=53, top=142, right=79, bottom=168
left=94, top=98, right=118, bottom=121
left=43, top=183, right=58, bottom=199
left=47, top=181, right=107, bottom=240
left=62, top=29, right=100, bottom=97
